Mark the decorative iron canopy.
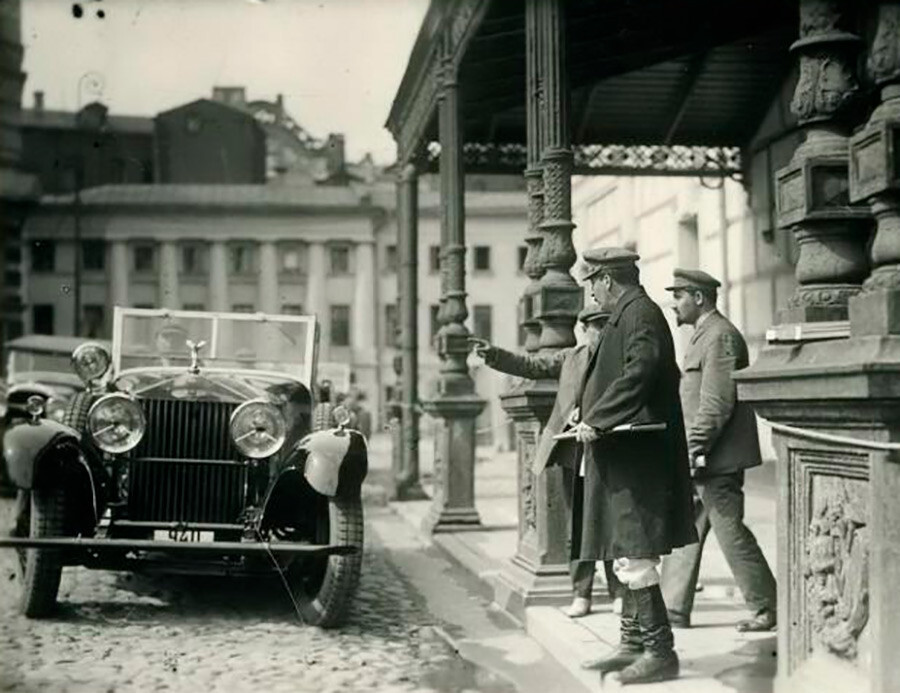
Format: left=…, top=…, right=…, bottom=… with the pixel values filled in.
left=424, top=142, right=742, bottom=178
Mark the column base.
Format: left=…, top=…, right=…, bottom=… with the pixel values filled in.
left=423, top=506, right=482, bottom=534
left=490, top=557, right=610, bottom=623
left=394, top=479, right=429, bottom=502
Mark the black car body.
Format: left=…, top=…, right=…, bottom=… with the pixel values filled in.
left=1, top=308, right=367, bottom=627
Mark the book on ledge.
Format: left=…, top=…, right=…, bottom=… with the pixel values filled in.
left=553, top=422, right=667, bottom=440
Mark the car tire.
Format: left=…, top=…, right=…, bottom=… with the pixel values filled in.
left=63, top=391, right=94, bottom=433
left=300, top=496, right=363, bottom=628
left=17, top=487, right=67, bottom=618
left=313, top=403, right=334, bottom=432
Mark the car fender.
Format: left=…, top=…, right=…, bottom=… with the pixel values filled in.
left=3, top=419, right=81, bottom=489
left=300, top=429, right=368, bottom=498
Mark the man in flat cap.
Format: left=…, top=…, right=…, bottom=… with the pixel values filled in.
left=573, top=247, right=696, bottom=686
left=470, top=304, right=625, bottom=618
left=660, top=268, right=777, bottom=632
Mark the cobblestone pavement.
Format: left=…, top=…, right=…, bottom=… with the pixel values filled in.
left=0, top=498, right=517, bottom=693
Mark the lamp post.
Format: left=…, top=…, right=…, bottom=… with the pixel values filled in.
left=72, top=72, right=105, bottom=336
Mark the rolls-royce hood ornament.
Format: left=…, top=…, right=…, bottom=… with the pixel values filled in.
left=186, top=340, right=206, bottom=374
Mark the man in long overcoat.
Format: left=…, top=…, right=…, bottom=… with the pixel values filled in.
left=572, top=248, right=696, bottom=686
left=469, top=304, right=625, bottom=617
left=660, top=268, right=776, bottom=632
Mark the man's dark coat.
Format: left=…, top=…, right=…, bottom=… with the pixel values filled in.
left=580, top=286, right=697, bottom=560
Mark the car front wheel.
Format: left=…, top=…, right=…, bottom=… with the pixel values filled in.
left=16, top=487, right=67, bottom=617
left=293, top=495, right=363, bottom=628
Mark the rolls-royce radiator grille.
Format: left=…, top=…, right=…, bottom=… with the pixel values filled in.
left=127, top=458, right=247, bottom=523
left=134, top=399, right=239, bottom=460
left=127, top=399, right=245, bottom=523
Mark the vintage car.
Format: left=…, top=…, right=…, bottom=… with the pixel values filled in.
left=0, top=308, right=368, bottom=627
left=1, top=335, right=111, bottom=496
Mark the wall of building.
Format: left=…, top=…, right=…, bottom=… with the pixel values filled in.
left=20, top=125, right=154, bottom=193
left=155, top=100, right=266, bottom=184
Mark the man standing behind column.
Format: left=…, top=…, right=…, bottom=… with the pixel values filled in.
left=574, top=248, right=696, bottom=686
left=660, top=268, right=777, bottom=632
left=468, top=304, right=625, bottom=619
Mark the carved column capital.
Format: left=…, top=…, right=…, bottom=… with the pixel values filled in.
left=776, top=0, right=871, bottom=325
left=867, top=2, right=900, bottom=88
left=790, top=0, right=863, bottom=125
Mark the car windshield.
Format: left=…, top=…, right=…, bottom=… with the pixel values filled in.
left=114, top=308, right=316, bottom=384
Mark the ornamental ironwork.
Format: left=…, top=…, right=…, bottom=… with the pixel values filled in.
left=424, top=142, right=742, bottom=178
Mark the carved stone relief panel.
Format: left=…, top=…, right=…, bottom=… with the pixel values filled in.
left=789, top=446, right=870, bottom=675
left=516, top=420, right=539, bottom=539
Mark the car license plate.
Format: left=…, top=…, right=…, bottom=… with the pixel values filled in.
left=153, top=529, right=214, bottom=543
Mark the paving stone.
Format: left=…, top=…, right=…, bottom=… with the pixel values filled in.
left=0, top=497, right=475, bottom=692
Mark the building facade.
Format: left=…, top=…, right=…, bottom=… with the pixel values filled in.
left=20, top=181, right=528, bottom=434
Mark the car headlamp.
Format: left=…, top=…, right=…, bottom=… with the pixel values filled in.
left=45, top=397, right=67, bottom=422
left=230, top=399, right=286, bottom=459
left=25, top=395, right=45, bottom=419
left=88, top=393, right=146, bottom=454
left=72, top=342, right=112, bottom=384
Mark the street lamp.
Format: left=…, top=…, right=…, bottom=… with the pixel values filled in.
left=72, top=71, right=105, bottom=336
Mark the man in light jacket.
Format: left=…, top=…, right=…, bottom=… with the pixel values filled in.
left=660, top=268, right=776, bottom=632
left=469, top=304, right=624, bottom=618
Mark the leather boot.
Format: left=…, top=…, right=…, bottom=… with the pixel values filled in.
left=580, top=589, right=643, bottom=673
left=618, top=584, right=680, bottom=685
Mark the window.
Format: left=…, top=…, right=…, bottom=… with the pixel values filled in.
left=429, top=304, right=441, bottom=344
left=330, top=305, right=350, bottom=346
left=133, top=244, right=155, bottom=272
left=181, top=243, right=206, bottom=275
left=474, top=246, right=491, bottom=272
left=280, top=244, right=305, bottom=275
left=518, top=324, right=527, bottom=347
left=384, top=304, right=399, bottom=347
left=232, top=304, right=254, bottom=313
left=31, top=240, right=55, bottom=272
left=329, top=245, right=350, bottom=275
left=518, top=246, right=528, bottom=272
left=32, top=304, right=54, bottom=334
left=385, top=245, right=398, bottom=273
left=82, top=305, right=104, bottom=338
left=473, top=305, right=493, bottom=342
left=429, top=245, right=441, bottom=274
left=281, top=304, right=304, bottom=315
left=82, top=240, right=105, bottom=271
left=229, top=244, right=255, bottom=274
left=183, top=303, right=206, bottom=311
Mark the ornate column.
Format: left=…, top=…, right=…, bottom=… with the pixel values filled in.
left=258, top=240, right=279, bottom=314
left=209, top=241, right=228, bottom=312
left=847, top=5, right=900, bottom=692
left=110, top=240, right=129, bottom=308
left=772, top=0, right=870, bottom=333
left=736, top=4, right=894, bottom=693
left=158, top=240, right=180, bottom=310
left=352, top=240, right=377, bottom=364
left=306, top=242, right=327, bottom=324
left=396, top=162, right=426, bottom=500
left=494, top=0, right=588, bottom=619
left=421, top=42, right=485, bottom=532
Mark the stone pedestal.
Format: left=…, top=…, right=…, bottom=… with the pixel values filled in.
left=735, top=338, right=900, bottom=693
left=421, top=395, right=485, bottom=532
left=492, top=384, right=606, bottom=619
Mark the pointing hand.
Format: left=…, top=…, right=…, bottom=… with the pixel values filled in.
left=467, top=337, right=492, bottom=358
